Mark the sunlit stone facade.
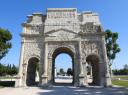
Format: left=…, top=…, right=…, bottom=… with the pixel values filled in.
left=15, top=8, right=111, bottom=87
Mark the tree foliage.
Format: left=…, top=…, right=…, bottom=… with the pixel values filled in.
left=66, top=68, right=73, bottom=76
left=59, top=68, right=65, bottom=75
left=0, top=28, right=12, bottom=60
left=105, top=29, right=121, bottom=66
left=0, top=63, right=18, bottom=76
left=113, top=64, right=128, bottom=75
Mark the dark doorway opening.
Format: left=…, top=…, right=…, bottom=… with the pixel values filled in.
left=86, top=54, right=100, bottom=86
left=26, top=57, right=39, bottom=86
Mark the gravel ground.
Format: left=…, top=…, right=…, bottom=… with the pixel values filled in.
left=0, top=86, right=128, bottom=95
left=0, top=76, right=128, bottom=95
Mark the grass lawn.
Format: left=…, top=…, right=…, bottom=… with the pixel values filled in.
left=113, top=75, right=128, bottom=79
left=112, top=80, right=128, bottom=87
left=0, top=76, right=15, bottom=79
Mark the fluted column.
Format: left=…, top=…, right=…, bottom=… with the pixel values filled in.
left=79, top=41, right=83, bottom=75
left=41, top=42, right=48, bottom=86
left=78, top=41, right=88, bottom=86
left=44, top=42, right=48, bottom=76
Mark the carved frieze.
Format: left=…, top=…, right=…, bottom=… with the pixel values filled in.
left=23, top=24, right=43, bottom=34
left=81, top=22, right=99, bottom=33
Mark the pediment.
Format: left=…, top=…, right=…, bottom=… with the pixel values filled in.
left=45, top=28, right=77, bottom=35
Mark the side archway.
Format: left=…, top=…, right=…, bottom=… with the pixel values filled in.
left=26, top=57, right=39, bottom=86
left=86, top=54, right=100, bottom=85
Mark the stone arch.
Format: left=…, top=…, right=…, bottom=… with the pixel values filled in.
left=25, top=54, right=40, bottom=63
left=51, top=46, right=76, bottom=84
left=86, top=54, right=100, bottom=85
left=26, top=57, right=39, bottom=86
left=48, top=45, right=76, bottom=58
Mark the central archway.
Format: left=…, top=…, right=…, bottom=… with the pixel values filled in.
left=52, top=47, right=75, bottom=85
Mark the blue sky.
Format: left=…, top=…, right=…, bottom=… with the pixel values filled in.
left=55, top=53, right=72, bottom=72
left=0, top=0, right=128, bottom=70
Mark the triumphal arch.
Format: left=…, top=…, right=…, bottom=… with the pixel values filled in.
left=15, top=8, right=111, bottom=87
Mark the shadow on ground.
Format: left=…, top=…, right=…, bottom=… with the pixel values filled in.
left=38, top=86, right=128, bottom=95
left=0, top=81, right=15, bottom=87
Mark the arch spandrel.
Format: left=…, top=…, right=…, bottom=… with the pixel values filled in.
left=47, top=43, right=77, bottom=59
left=81, top=41, right=103, bottom=63
left=23, top=54, right=40, bottom=65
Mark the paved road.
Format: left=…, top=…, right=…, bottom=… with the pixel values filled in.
left=0, top=86, right=128, bottom=95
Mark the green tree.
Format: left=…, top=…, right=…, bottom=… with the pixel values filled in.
left=0, top=63, right=18, bottom=76
left=59, top=68, right=64, bottom=75
left=112, top=64, right=128, bottom=75
left=66, top=68, right=73, bottom=76
left=11, top=64, right=18, bottom=75
left=105, top=29, right=121, bottom=76
left=124, top=64, right=128, bottom=70
left=0, top=63, right=4, bottom=76
left=0, top=28, right=12, bottom=60
left=0, top=63, right=6, bottom=76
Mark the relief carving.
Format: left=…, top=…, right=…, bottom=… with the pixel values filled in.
left=81, top=22, right=99, bottom=33
left=81, top=41, right=99, bottom=63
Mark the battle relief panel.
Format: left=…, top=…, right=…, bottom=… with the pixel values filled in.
left=81, top=41, right=101, bottom=63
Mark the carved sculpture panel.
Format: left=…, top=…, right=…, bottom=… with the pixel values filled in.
left=23, top=42, right=42, bottom=63
left=81, top=22, right=99, bottom=33
left=24, top=24, right=43, bottom=34
left=81, top=41, right=99, bottom=63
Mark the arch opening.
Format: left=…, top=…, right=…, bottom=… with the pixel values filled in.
left=86, top=54, right=100, bottom=85
left=52, top=47, right=75, bottom=85
left=26, top=57, right=39, bottom=86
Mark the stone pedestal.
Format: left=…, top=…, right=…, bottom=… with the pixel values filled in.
left=15, top=75, right=21, bottom=87
left=39, top=75, right=48, bottom=87
left=105, top=70, right=112, bottom=87
left=79, top=74, right=88, bottom=87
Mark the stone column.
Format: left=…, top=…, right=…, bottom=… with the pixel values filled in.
left=89, top=63, right=92, bottom=79
left=83, top=62, right=88, bottom=86
left=78, top=41, right=88, bottom=86
left=22, top=63, right=27, bottom=87
left=101, top=36, right=111, bottom=87
left=41, top=42, right=48, bottom=86
left=48, top=57, right=53, bottom=85
left=79, top=41, right=83, bottom=75
left=15, top=41, right=25, bottom=87
left=99, top=61, right=105, bottom=86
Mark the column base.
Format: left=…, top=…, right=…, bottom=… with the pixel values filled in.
left=105, top=75, right=112, bottom=87
left=14, top=75, right=21, bottom=87
left=79, top=74, right=88, bottom=87
left=39, top=75, right=48, bottom=87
